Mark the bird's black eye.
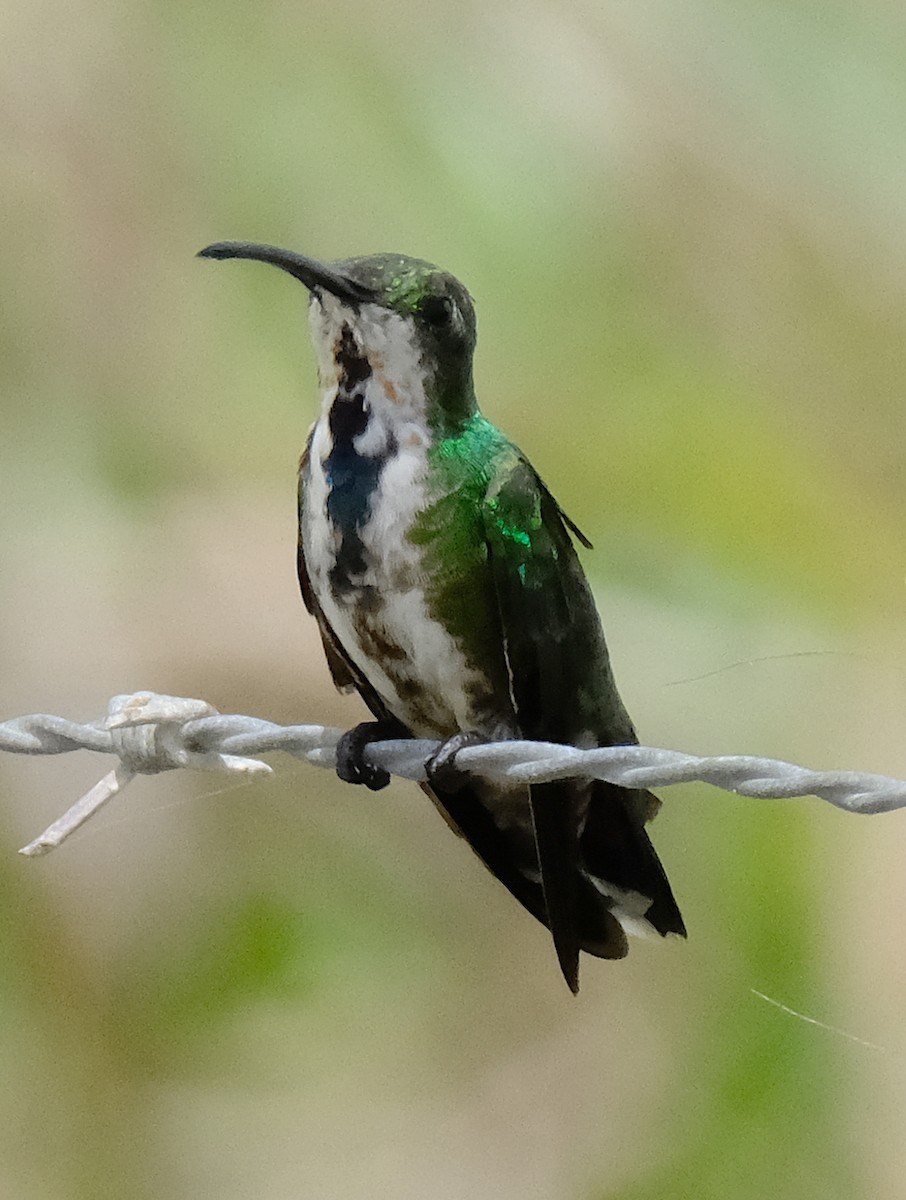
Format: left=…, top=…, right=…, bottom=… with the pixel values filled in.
left=419, top=295, right=454, bottom=329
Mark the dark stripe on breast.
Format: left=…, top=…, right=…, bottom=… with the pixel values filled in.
left=324, top=325, right=381, bottom=598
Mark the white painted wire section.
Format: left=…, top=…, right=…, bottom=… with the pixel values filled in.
left=5, top=690, right=905, bottom=858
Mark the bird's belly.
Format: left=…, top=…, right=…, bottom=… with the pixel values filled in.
left=319, top=576, right=496, bottom=737
left=303, top=504, right=498, bottom=738
left=303, top=426, right=513, bottom=738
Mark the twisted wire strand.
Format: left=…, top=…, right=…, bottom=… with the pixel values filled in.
left=4, top=690, right=905, bottom=858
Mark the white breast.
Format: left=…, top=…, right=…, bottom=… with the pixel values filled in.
left=303, top=440, right=488, bottom=737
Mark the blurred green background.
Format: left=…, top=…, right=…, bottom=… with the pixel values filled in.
left=2, top=1, right=906, bottom=1197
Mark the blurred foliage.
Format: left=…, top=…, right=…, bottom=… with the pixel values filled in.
left=1, top=0, right=905, bottom=1197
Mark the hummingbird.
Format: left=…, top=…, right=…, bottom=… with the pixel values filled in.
left=199, top=240, right=685, bottom=991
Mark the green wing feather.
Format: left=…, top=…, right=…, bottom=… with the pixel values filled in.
left=481, top=452, right=624, bottom=988
left=481, top=450, right=685, bottom=984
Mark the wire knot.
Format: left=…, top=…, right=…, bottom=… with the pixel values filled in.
left=104, top=692, right=275, bottom=776
left=105, top=692, right=218, bottom=774
left=17, top=692, right=276, bottom=858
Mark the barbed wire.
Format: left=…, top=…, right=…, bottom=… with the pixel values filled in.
left=4, top=690, right=905, bottom=858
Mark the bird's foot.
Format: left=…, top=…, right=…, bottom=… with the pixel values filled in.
left=335, top=720, right=410, bottom=791
left=425, top=731, right=484, bottom=793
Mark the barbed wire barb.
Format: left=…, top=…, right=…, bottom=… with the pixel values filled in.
left=5, top=690, right=906, bottom=858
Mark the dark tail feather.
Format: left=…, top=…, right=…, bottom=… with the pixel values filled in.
left=422, top=777, right=669, bottom=988
left=529, top=782, right=582, bottom=993
left=581, top=781, right=686, bottom=940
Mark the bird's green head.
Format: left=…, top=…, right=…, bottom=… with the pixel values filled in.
left=199, top=241, right=478, bottom=431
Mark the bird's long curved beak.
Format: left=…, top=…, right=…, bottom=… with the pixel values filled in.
left=198, top=241, right=376, bottom=306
